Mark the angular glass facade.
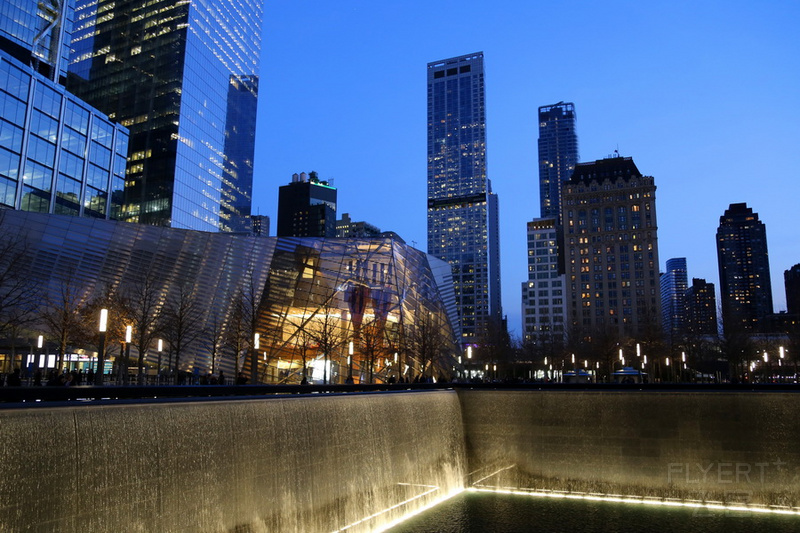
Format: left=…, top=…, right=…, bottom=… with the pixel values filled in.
left=538, top=102, right=578, bottom=224
left=1, top=210, right=459, bottom=383
left=427, top=52, right=501, bottom=344
left=0, top=50, right=127, bottom=217
left=67, top=0, right=262, bottom=231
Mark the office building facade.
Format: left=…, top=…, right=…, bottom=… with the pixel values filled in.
left=277, top=172, right=337, bottom=238
left=562, top=156, right=661, bottom=340
left=538, top=102, right=578, bottom=224
left=427, top=52, right=502, bottom=345
left=0, top=0, right=73, bottom=82
left=716, top=203, right=773, bottom=335
left=684, top=277, right=718, bottom=338
left=1, top=1, right=128, bottom=219
left=660, top=257, right=688, bottom=342
left=521, top=218, right=566, bottom=344
left=67, top=0, right=262, bottom=231
left=336, top=213, right=382, bottom=239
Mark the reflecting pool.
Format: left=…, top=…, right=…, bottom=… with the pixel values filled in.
left=386, top=490, right=800, bottom=533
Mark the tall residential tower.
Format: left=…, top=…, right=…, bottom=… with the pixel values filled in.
left=538, top=102, right=578, bottom=224
left=427, top=52, right=501, bottom=345
left=66, top=0, right=262, bottom=232
left=562, top=156, right=661, bottom=340
left=716, top=203, right=773, bottom=335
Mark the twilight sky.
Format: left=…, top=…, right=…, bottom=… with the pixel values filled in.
left=253, top=1, right=800, bottom=337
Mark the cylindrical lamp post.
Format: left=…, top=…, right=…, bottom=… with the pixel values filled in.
left=157, top=339, right=163, bottom=385
left=348, top=340, right=354, bottom=381
left=125, top=325, right=132, bottom=384
left=37, top=335, right=44, bottom=373
left=252, top=332, right=260, bottom=384
left=95, top=309, right=108, bottom=385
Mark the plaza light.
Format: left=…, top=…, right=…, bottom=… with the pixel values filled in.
left=95, top=308, right=108, bottom=385
left=619, top=349, right=623, bottom=361
left=157, top=338, right=163, bottom=385
left=779, top=346, right=785, bottom=359
left=636, top=344, right=641, bottom=357
left=254, top=333, right=260, bottom=350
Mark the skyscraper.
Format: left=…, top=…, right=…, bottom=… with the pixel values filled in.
left=660, top=257, right=688, bottom=342
left=0, top=0, right=73, bottom=82
left=562, top=156, right=661, bottom=339
left=684, top=278, right=718, bottom=338
left=716, top=203, right=773, bottom=335
left=1, top=0, right=128, bottom=219
left=521, top=218, right=566, bottom=345
left=538, top=102, right=578, bottom=224
left=786, top=264, right=800, bottom=317
left=66, top=0, right=262, bottom=231
left=277, top=172, right=337, bottom=238
left=427, top=52, right=502, bottom=345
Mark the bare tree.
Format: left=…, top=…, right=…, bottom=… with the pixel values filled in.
left=119, top=275, right=163, bottom=384
left=304, top=300, right=347, bottom=385
left=83, top=282, right=127, bottom=382
left=0, top=229, right=40, bottom=371
left=359, top=316, right=386, bottom=384
left=39, top=274, right=90, bottom=371
left=284, top=318, right=316, bottom=383
left=160, top=283, right=206, bottom=382
left=225, top=293, right=248, bottom=380
left=407, top=311, right=452, bottom=381
left=203, top=310, right=227, bottom=377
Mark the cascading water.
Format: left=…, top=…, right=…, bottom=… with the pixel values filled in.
left=0, top=391, right=466, bottom=533
left=2, top=388, right=799, bottom=532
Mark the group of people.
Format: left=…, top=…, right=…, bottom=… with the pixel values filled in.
left=1, top=367, right=96, bottom=387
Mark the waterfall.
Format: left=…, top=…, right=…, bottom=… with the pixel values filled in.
left=0, top=391, right=466, bottom=533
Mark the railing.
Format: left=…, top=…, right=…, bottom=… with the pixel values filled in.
left=1, top=381, right=799, bottom=406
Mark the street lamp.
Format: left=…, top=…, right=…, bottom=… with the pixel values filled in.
left=125, top=325, right=132, bottom=384
left=348, top=340, right=354, bottom=381
left=157, top=339, right=163, bottom=385
left=37, top=335, right=43, bottom=373
left=95, top=309, right=108, bottom=385
left=251, top=332, right=260, bottom=384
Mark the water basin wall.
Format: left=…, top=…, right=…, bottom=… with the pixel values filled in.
left=458, top=390, right=800, bottom=508
left=0, top=391, right=466, bottom=533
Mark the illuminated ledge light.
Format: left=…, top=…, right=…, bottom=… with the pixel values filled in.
left=332, top=483, right=465, bottom=533
left=468, top=487, right=800, bottom=516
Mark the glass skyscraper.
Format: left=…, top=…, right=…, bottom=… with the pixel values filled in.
left=538, top=102, right=578, bottom=224
left=67, top=0, right=262, bottom=231
left=660, top=257, right=688, bottom=342
left=716, top=203, right=773, bottom=335
left=0, top=0, right=73, bottom=82
left=1, top=1, right=127, bottom=219
left=427, top=52, right=501, bottom=345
